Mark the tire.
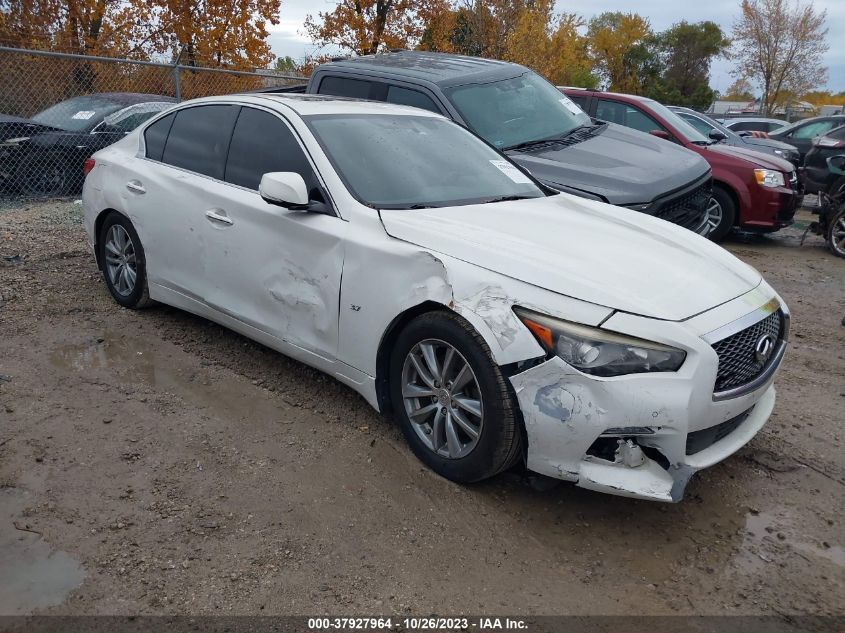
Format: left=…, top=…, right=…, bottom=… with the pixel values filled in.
left=389, top=311, right=522, bottom=483
left=826, top=206, right=845, bottom=258
left=706, top=186, right=737, bottom=242
left=15, top=154, right=75, bottom=197
left=828, top=176, right=845, bottom=199
left=98, top=212, right=153, bottom=308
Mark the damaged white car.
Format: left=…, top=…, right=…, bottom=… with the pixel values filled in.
left=82, top=94, right=789, bottom=502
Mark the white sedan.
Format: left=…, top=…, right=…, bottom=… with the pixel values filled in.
left=82, top=94, right=789, bottom=502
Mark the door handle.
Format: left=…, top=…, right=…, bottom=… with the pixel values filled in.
left=205, top=209, right=233, bottom=226
left=126, top=180, right=145, bottom=194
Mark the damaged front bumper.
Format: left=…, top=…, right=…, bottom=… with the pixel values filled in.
left=509, top=293, right=785, bottom=502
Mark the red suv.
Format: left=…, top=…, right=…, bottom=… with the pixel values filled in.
left=563, top=89, right=800, bottom=241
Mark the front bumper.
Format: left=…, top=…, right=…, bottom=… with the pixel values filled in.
left=509, top=287, right=787, bottom=502
left=742, top=184, right=799, bottom=232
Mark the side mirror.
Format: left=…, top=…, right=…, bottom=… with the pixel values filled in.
left=708, top=129, right=728, bottom=141
left=827, top=155, right=845, bottom=176
left=259, top=172, right=309, bottom=209
left=649, top=129, right=671, bottom=140
left=736, top=130, right=753, bottom=137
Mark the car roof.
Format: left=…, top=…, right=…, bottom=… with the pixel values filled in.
left=314, top=51, right=526, bottom=87
left=722, top=117, right=787, bottom=124
left=561, top=88, right=653, bottom=105
left=181, top=92, right=445, bottom=118
left=85, top=92, right=177, bottom=104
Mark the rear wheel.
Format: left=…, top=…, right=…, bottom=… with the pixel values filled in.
left=389, top=311, right=522, bottom=483
left=98, top=212, right=153, bottom=308
left=706, top=186, right=737, bottom=241
left=826, top=206, right=845, bottom=258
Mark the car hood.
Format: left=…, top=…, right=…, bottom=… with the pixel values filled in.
left=379, top=195, right=761, bottom=321
left=706, top=143, right=795, bottom=172
left=0, top=114, right=61, bottom=141
left=741, top=136, right=798, bottom=152
left=506, top=123, right=710, bottom=206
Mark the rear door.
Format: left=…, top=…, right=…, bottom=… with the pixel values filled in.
left=133, top=104, right=240, bottom=299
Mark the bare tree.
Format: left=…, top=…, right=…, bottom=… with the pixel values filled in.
left=732, top=0, right=828, bottom=115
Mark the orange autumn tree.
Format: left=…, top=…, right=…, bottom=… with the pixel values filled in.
left=304, top=0, right=451, bottom=56
left=151, top=0, right=280, bottom=68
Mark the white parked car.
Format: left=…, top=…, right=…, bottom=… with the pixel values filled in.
left=82, top=94, right=789, bottom=502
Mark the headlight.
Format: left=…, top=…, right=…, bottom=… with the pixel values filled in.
left=513, top=307, right=686, bottom=377
left=773, top=149, right=785, bottom=157
left=754, top=169, right=785, bottom=188
left=1, top=137, right=29, bottom=146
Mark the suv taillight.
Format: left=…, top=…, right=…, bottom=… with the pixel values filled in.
left=83, top=158, right=96, bottom=177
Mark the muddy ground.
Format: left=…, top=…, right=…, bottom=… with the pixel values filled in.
left=0, top=200, right=843, bottom=618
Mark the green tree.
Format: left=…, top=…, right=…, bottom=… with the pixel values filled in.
left=647, top=21, right=729, bottom=108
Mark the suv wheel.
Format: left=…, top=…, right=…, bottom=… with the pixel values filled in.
left=707, top=187, right=736, bottom=241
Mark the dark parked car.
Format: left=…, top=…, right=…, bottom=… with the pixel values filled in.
left=768, top=115, right=845, bottom=163
left=300, top=51, right=714, bottom=235
left=802, top=125, right=845, bottom=195
left=0, top=93, right=175, bottom=196
left=717, top=117, right=788, bottom=135
left=564, top=89, right=800, bottom=241
left=670, top=106, right=800, bottom=166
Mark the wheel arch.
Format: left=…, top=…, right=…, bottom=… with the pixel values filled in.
left=374, top=300, right=449, bottom=415
left=93, top=208, right=129, bottom=269
left=713, top=180, right=742, bottom=226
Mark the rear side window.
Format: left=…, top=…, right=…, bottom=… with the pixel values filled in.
left=385, top=86, right=440, bottom=113
left=225, top=107, right=320, bottom=194
left=791, top=120, right=836, bottom=139
left=161, top=105, right=239, bottom=179
left=317, top=76, right=376, bottom=99
left=679, top=113, right=714, bottom=135
left=144, top=113, right=175, bottom=162
left=829, top=125, right=845, bottom=140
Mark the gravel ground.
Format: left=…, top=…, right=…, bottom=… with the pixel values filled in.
left=0, top=199, right=843, bottom=618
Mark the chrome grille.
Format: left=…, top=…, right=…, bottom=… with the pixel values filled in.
left=712, top=310, right=783, bottom=392
left=653, top=181, right=712, bottom=231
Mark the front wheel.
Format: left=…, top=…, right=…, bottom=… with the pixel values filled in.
left=826, top=206, right=845, bottom=258
left=706, top=187, right=737, bottom=242
left=389, top=311, right=522, bottom=483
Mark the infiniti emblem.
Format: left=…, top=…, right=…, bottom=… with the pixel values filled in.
left=754, top=333, right=776, bottom=364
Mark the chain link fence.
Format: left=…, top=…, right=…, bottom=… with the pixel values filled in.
left=0, top=46, right=306, bottom=204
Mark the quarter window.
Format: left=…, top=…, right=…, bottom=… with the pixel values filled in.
left=225, top=107, right=320, bottom=195
left=385, top=86, right=440, bottom=113
left=143, top=113, right=175, bottom=162
left=161, top=105, right=240, bottom=179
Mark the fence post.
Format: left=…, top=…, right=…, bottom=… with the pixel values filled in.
left=172, top=45, right=186, bottom=101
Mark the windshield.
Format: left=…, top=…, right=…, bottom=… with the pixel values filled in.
left=32, top=95, right=123, bottom=132
left=445, top=72, right=591, bottom=149
left=645, top=100, right=710, bottom=143
left=306, top=114, right=546, bottom=209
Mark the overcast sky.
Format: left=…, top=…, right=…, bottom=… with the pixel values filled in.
left=267, top=0, right=844, bottom=94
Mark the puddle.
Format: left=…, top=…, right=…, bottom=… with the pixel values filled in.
left=735, top=508, right=843, bottom=573
left=0, top=488, right=86, bottom=614
left=50, top=334, right=286, bottom=423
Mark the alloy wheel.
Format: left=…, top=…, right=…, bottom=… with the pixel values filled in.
left=401, top=339, right=484, bottom=459
left=831, top=214, right=845, bottom=256
left=706, top=197, right=723, bottom=233
left=104, top=224, right=137, bottom=296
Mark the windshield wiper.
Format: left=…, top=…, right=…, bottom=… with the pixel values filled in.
left=481, top=195, right=534, bottom=204
left=503, top=123, right=602, bottom=152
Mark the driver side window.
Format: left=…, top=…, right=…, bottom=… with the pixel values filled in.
left=792, top=121, right=835, bottom=139
left=224, top=106, right=322, bottom=200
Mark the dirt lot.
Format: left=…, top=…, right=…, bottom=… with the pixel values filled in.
left=0, top=199, right=843, bottom=618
